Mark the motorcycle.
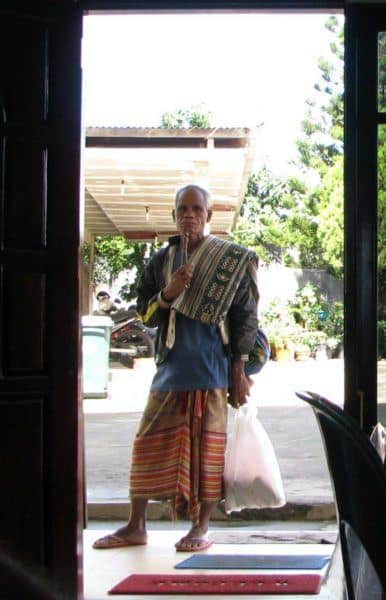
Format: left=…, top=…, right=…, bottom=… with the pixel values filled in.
left=94, top=292, right=155, bottom=366
left=109, top=307, right=156, bottom=366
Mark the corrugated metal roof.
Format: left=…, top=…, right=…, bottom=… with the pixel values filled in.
left=84, top=127, right=255, bottom=241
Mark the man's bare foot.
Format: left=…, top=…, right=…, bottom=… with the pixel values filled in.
left=93, top=525, right=148, bottom=549
left=175, top=525, right=213, bottom=552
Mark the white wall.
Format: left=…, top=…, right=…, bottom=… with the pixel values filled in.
left=258, top=264, right=343, bottom=315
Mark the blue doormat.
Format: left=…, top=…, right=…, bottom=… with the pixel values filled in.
left=175, top=554, right=330, bottom=570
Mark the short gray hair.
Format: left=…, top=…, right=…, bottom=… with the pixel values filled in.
left=175, top=184, right=211, bottom=210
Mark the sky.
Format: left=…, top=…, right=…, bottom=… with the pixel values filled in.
left=82, top=12, right=343, bottom=176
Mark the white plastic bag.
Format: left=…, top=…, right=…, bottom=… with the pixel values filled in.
left=223, top=404, right=286, bottom=513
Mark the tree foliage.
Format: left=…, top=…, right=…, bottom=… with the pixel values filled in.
left=315, top=156, right=344, bottom=277
left=160, top=104, right=212, bottom=128
left=93, top=235, right=135, bottom=286
left=234, top=16, right=345, bottom=279
left=117, top=241, right=162, bottom=301
left=234, top=167, right=325, bottom=269
left=92, top=236, right=161, bottom=301
left=292, top=16, right=344, bottom=276
left=296, top=16, right=344, bottom=172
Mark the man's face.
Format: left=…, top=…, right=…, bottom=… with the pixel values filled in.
left=98, top=296, right=112, bottom=310
left=173, top=188, right=212, bottom=237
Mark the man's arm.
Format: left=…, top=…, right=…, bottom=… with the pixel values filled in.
left=136, top=249, right=193, bottom=328
left=136, top=252, right=169, bottom=328
left=227, top=270, right=259, bottom=407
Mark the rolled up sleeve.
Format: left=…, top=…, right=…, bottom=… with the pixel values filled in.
left=136, top=254, right=169, bottom=328
left=228, top=271, right=259, bottom=359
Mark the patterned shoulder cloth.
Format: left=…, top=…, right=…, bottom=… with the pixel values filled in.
left=164, top=235, right=270, bottom=375
left=165, top=235, right=258, bottom=347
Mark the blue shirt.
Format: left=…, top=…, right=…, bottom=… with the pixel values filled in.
left=150, top=246, right=229, bottom=391
left=150, top=312, right=229, bottom=391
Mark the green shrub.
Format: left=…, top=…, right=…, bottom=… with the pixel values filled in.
left=261, top=285, right=343, bottom=354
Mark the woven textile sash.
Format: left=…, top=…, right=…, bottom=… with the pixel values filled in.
left=166, top=236, right=258, bottom=349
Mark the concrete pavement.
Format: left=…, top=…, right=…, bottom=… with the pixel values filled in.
left=84, top=356, right=344, bottom=413
left=83, top=358, right=354, bottom=522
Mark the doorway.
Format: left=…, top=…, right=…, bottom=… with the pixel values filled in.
left=3, top=2, right=385, bottom=598
left=80, top=9, right=344, bottom=597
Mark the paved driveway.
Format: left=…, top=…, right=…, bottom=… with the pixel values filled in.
left=84, top=358, right=346, bottom=506
left=84, top=358, right=386, bottom=507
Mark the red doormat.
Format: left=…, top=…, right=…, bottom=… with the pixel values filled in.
left=108, top=573, right=324, bottom=595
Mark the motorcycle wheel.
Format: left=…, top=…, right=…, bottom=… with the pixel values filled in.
left=113, top=327, right=155, bottom=358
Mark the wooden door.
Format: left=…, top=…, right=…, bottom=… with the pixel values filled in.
left=0, top=4, right=83, bottom=597
left=345, top=3, right=386, bottom=430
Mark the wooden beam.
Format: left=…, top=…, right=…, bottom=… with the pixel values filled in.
left=86, top=137, right=248, bottom=149
left=122, top=229, right=230, bottom=240
left=122, top=230, right=172, bottom=240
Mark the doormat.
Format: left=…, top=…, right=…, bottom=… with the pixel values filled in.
left=175, top=553, right=330, bottom=570
left=108, top=573, right=324, bottom=595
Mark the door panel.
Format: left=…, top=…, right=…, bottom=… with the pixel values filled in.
left=4, top=142, right=48, bottom=248
left=1, top=399, right=45, bottom=563
left=2, top=18, right=49, bottom=123
left=345, top=4, right=386, bottom=430
left=0, top=6, right=83, bottom=597
left=4, top=271, right=46, bottom=372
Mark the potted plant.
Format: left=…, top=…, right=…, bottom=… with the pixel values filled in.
left=326, top=336, right=343, bottom=358
left=266, top=327, right=295, bottom=361
left=294, top=342, right=311, bottom=361
left=292, top=330, right=313, bottom=361
left=262, top=300, right=296, bottom=361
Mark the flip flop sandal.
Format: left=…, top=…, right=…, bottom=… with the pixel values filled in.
left=92, top=534, right=147, bottom=549
left=175, top=536, right=213, bottom=553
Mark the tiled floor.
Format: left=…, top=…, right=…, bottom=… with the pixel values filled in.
left=83, top=528, right=344, bottom=599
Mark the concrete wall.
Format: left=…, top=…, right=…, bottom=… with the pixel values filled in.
left=258, top=264, right=343, bottom=315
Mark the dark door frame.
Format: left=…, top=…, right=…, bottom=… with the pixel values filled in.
left=344, top=4, right=386, bottom=431
left=78, top=3, right=386, bottom=598
left=3, top=2, right=385, bottom=598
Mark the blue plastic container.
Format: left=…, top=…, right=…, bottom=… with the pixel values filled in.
left=82, top=315, right=113, bottom=398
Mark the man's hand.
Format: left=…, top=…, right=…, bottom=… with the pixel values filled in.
left=162, top=264, right=193, bottom=301
left=228, top=360, right=253, bottom=408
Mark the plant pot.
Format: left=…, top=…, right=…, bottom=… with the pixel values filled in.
left=294, top=347, right=311, bottom=361
left=273, top=347, right=293, bottom=361
left=314, top=344, right=328, bottom=361
left=331, top=343, right=344, bottom=359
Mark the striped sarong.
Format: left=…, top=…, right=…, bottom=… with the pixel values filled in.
left=130, top=388, right=227, bottom=524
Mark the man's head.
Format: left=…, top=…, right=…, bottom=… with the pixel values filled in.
left=172, top=184, right=212, bottom=239
left=96, top=290, right=113, bottom=311
left=96, top=290, right=110, bottom=301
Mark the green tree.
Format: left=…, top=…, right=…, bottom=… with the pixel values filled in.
left=315, top=156, right=344, bottom=278
left=117, top=241, right=162, bottom=301
left=93, top=235, right=132, bottom=287
left=93, top=236, right=161, bottom=302
left=296, top=20, right=386, bottom=285
left=296, top=15, right=344, bottom=172
left=235, top=16, right=345, bottom=278
left=294, top=15, right=344, bottom=277
left=234, top=167, right=325, bottom=269
left=160, top=103, right=212, bottom=128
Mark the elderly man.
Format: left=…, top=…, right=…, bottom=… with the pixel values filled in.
left=93, top=184, right=259, bottom=552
